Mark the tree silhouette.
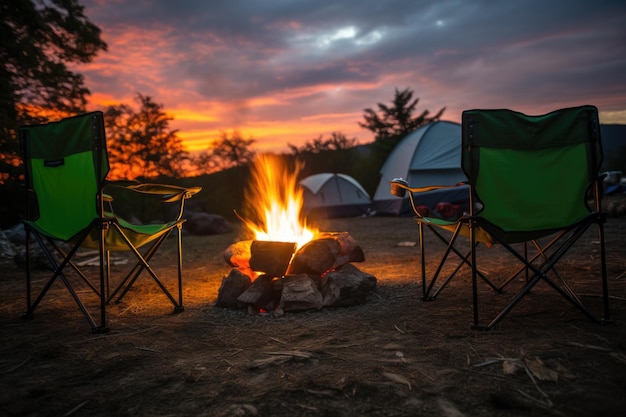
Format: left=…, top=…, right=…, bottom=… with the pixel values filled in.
left=196, top=130, right=256, bottom=172
left=287, top=131, right=358, bottom=156
left=105, top=94, right=187, bottom=180
left=359, top=87, right=445, bottom=143
left=0, top=0, right=107, bottom=184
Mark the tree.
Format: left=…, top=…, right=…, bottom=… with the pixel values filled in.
left=359, top=87, right=445, bottom=143
left=287, top=131, right=358, bottom=156
left=105, top=94, right=187, bottom=180
left=0, top=0, right=107, bottom=183
left=198, top=130, right=256, bottom=172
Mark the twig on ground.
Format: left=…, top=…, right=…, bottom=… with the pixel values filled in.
left=566, top=341, right=612, bottom=351
left=63, top=400, right=90, bottom=417
left=0, top=356, right=31, bottom=374
left=393, top=323, right=405, bottom=334
left=136, top=346, right=161, bottom=353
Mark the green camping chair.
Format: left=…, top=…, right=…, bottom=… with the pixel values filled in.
left=392, top=105, right=610, bottom=329
left=19, top=111, right=201, bottom=332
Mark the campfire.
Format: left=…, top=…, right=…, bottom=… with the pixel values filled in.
left=218, top=154, right=376, bottom=314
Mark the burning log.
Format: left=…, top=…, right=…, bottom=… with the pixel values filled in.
left=224, top=240, right=253, bottom=278
left=314, top=232, right=365, bottom=263
left=288, top=232, right=365, bottom=275
left=249, top=241, right=296, bottom=277
left=224, top=232, right=364, bottom=277
left=288, top=238, right=339, bottom=275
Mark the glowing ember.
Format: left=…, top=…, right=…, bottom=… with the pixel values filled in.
left=242, top=154, right=318, bottom=249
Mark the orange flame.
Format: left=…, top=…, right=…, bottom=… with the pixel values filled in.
left=242, top=154, right=317, bottom=249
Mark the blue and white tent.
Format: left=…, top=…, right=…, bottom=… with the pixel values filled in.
left=372, top=121, right=469, bottom=216
left=300, top=173, right=371, bottom=218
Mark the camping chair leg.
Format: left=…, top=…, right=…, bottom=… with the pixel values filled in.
left=476, top=247, right=555, bottom=329
left=47, top=232, right=109, bottom=331
left=537, top=224, right=609, bottom=323
left=597, top=215, right=611, bottom=322
left=428, top=241, right=499, bottom=300
left=97, top=221, right=109, bottom=333
left=107, top=227, right=170, bottom=302
left=497, top=241, right=533, bottom=291
left=106, top=250, right=111, bottom=299
left=28, top=229, right=108, bottom=332
left=428, top=255, right=465, bottom=300
left=28, top=251, right=103, bottom=331
left=48, top=239, right=101, bottom=294
left=422, top=224, right=462, bottom=300
left=419, top=223, right=427, bottom=299
left=107, top=259, right=143, bottom=303
left=108, top=225, right=183, bottom=312
left=24, top=232, right=77, bottom=313
left=470, top=220, right=481, bottom=328
left=485, top=274, right=542, bottom=329
left=497, top=231, right=568, bottom=291
left=109, top=228, right=169, bottom=304
left=529, top=239, right=591, bottom=308
left=25, top=232, right=62, bottom=313
left=421, top=222, right=499, bottom=300
left=470, top=223, right=536, bottom=330
left=23, top=227, right=33, bottom=320
left=478, top=224, right=605, bottom=329
left=520, top=241, right=535, bottom=282
left=531, top=238, right=567, bottom=284
left=495, top=242, right=528, bottom=291
left=524, top=233, right=587, bottom=308
left=492, top=261, right=598, bottom=329
left=23, top=237, right=59, bottom=316
left=175, top=223, right=184, bottom=312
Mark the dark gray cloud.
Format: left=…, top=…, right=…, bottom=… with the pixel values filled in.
left=79, top=0, right=626, bottom=149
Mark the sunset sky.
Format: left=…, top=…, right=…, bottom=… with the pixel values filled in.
left=76, top=0, right=626, bottom=153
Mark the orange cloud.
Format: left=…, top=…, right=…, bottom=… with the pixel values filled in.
left=175, top=109, right=370, bottom=153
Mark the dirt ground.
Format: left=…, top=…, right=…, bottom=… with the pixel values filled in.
left=1, top=214, right=625, bottom=417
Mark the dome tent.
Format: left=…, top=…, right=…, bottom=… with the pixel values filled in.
left=299, top=173, right=371, bottom=218
left=372, top=121, right=469, bottom=216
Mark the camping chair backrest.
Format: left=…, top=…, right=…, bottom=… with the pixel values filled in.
left=19, top=112, right=109, bottom=241
left=461, top=105, right=602, bottom=243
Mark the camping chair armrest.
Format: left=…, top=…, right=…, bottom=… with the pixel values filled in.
left=128, top=184, right=202, bottom=202
left=107, top=183, right=201, bottom=202
left=408, top=184, right=464, bottom=193
left=389, top=178, right=468, bottom=219
left=102, top=179, right=142, bottom=201
left=389, top=178, right=464, bottom=197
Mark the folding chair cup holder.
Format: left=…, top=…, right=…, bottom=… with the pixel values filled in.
left=390, top=105, right=610, bottom=329
left=19, top=111, right=201, bottom=333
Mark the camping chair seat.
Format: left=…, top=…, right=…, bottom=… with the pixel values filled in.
left=19, top=111, right=201, bottom=333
